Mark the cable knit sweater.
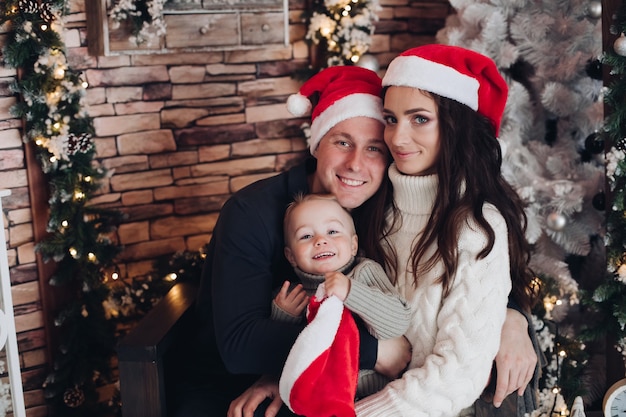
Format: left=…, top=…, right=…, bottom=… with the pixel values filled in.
left=355, top=164, right=512, bottom=417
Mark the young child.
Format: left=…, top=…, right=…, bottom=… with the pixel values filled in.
left=273, top=193, right=410, bottom=401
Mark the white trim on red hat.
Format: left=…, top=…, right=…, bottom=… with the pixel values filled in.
left=382, top=55, right=480, bottom=111
left=309, top=93, right=384, bottom=155
left=279, top=294, right=344, bottom=410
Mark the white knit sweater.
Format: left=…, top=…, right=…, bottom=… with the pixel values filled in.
left=355, top=164, right=512, bottom=417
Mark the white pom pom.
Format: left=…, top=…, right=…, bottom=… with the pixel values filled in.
left=287, top=93, right=312, bottom=117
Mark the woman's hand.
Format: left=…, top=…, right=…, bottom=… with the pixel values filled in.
left=374, top=335, right=412, bottom=379
left=227, top=375, right=283, bottom=417
left=492, top=308, right=537, bottom=407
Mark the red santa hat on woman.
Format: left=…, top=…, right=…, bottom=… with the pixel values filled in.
left=382, top=44, right=508, bottom=136
left=287, top=66, right=384, bottom=155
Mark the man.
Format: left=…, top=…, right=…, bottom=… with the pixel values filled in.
left=173, top=66, right=537, bottom=417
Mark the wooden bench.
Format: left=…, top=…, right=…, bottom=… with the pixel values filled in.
left=117, top=282, right=198, bottom=417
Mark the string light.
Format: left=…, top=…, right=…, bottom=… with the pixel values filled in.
left=165, top=273, right=178, bottom=281
left=53, top=67, right=65, bottom=79
left=111, top=272, right=119, bottom=280
left=69, top=247, right=78, bottom=258
left=41, top=24, right=47, bottom=31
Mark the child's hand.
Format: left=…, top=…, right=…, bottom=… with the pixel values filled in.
left=274, top=281, right=309, bottom=316
left=323, top=271, right=351, bottom=301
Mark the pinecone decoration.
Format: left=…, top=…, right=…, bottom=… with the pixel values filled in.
left=63, top=385, right=85, bottom=408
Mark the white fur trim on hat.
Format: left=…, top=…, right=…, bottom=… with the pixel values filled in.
left=383, top=55, right=480, bottom=111
left=309, top=93, right=384, bottom=155
left=287, top=93, right=312, bottom=117
left=279, top=294, right=344, bottom=410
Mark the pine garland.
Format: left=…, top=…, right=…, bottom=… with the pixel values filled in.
left=0, top=1, right=122, bottom=415
left=583, top=0, right=626, bottom=365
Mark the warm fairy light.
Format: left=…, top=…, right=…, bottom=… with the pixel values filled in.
left=320, top=25, right=332, bottom=37
left=552, top=386, right=560, bottom=394
left=61, top=220, right=69, bottom=227
left=53, top=67, right=65, bottom=79
left=50, top=156, right=57, bottom=163
left=111, top=272, right=120, bottom=280
left=555, top=299, right=563, bottom=306
left=166, top=273, right=178, bottom=281
left=350, top=55, right=359, bottom=63
left=84, top=176, right=92, bottom=183
left=543, top=295, right=557, bottom=312
left=69, top=247, right=78, bottom=258
left=35, top=138, right=44, bottom=146
left=559, top=350, right=566, bottom=357
left=41, top=24, right=48, bottom=31
left=342, top=9, right=349, bottom=16
left=53, top=122, right=61, bottom=130
left=345, top=5, right=352, bottom=11
left=74, top=191, right=85, bottom=200
left=82, top=81, right=89, bottom=88
left=87, top=252, right=97, bottom=262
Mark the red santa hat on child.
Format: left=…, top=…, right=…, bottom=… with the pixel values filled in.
left=279, top=288, right=360, bottom=417
left=382, top=44, right=508, bottom=136
left=287, top=66, right=384, bottom=155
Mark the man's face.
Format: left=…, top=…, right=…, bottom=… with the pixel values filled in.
left=311, top=117, right=388, bottom=210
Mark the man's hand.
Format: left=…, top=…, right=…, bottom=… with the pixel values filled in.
left=274, top=281, right=309, bottom=317
left=492, top=308, right=537, bottom=407
left=227, top=375, right=283, bottom=417
left=374, top=335, right=412, bottom=379
left=324, top=271, right=351, bottom=301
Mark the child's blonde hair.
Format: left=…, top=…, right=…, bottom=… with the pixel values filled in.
left=284, top=193, right=356, bottom=241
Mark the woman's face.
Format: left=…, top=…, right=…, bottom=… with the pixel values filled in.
left=383, top=86, right=441, bottom=176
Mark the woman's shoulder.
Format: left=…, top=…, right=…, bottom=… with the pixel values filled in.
left=459, top=203, right=508, bottom=244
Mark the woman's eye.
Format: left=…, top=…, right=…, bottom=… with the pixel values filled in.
left=383, top=115, right=396, bottom=125
left=414, top=115, right=429, bottom=124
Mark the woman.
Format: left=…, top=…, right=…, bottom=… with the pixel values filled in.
left=356, top=45, right=538, bottom=416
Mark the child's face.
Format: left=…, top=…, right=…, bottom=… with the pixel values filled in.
left=285, top=198, right=358, bottom=275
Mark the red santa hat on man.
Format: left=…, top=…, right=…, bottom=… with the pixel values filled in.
left=382, top=44, right=509, bottom=136
left=287, top=66, right=384, bottom=155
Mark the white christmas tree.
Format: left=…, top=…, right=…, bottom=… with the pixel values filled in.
left=437, top=0, right=606, bottom=415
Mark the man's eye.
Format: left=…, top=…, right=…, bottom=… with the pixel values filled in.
left=368, top=146, right=383, bottom=153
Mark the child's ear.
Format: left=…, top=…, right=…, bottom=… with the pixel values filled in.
left=285, top=247, right=297, bottom=267
left=351, top=235, right=358, bottom=256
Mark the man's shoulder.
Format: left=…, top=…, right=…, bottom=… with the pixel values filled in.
left=229, top=160, right=309, bottom=203
left=219, top=161, right=309, bottom=219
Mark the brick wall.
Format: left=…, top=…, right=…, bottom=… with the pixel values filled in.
left=0, top=0, right=451, bottom=414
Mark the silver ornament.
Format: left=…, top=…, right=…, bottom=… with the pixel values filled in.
left=615, top=34, right=626, bottom=57
left=546, top=212, right=566, bottom=231
left=587, top=1, right=602, bottom=19
left=356, top=54, right=380, bottom=72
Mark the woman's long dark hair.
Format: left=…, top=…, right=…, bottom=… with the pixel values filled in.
left=360, top=93, right=536, bottom=312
